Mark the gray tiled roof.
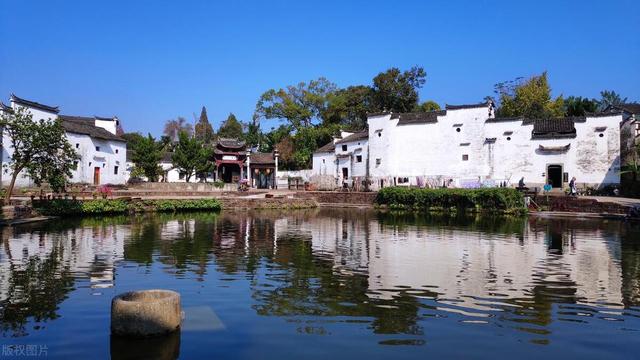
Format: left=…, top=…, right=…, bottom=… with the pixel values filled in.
left=445, top=102, right=489, bottom=110
left=393, top=110, right=446, bottom=125
left=59, top=115, right=125, bottom=142
left=216, top=138, right=246, bottom=149
left=335, top=131, right=369, bottom=144
left=314, top=141, right=336, bottom=153
left=10, top=94, right=60, bottom=114
left=250, top=152, right=275, bottom=165
left=531, top=118, right=577, bottom=139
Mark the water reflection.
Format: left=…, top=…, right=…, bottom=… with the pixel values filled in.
left=0, top=210, right=639, bottom=347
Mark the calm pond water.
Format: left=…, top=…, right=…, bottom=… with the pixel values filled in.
left=0, top=209, right=639, bottom=359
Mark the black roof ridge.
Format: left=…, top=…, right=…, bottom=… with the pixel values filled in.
left=367, top=111, right=393, bottom=116
left=584, top=111, right=623, bottom=118
left=314, top=141, right=336, bottom=153
left=390, top=109, right=447, bottom=119
left=445, top=102, right=489, bottom=110
left=10, top=93, right=60, bottom=114
left=0, top=101, right=13, bottom=113
left=335, top=131, right=369, bottom=144
left=95, top=115, right=117, bottom=120
left=485, top=116, right=524, bottom=123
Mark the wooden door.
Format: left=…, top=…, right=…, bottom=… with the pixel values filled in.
left=94, top=167, right=100, bottom=185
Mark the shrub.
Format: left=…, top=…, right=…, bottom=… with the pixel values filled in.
left=213, top=180, right=225, bottom=189
left=375, top=187, right=525, bottom=213
left=81, top=199, right=128, bottom=214
left=34, top=198, right=222, bottom=216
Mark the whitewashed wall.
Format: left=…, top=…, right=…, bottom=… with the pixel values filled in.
left=312, top=152, right=337, bottom=178
left=67, top=132, right=127, bottom=185
left=1, top=101, right=128, bottom=187
left=316, top=105, right=622, bottom=191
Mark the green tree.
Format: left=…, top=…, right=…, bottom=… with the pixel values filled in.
left=564, top=96, right=598, bottom=116
left=371, top=66, right=427, bottom=113
left=415, top=100, right=441, bottom=112
left=262, top=125, right=292, bottom=153
left=131, top=134, right=164, bottom=181
left=323, top=85, right=373, bottom=130
left=621, top=143, right=640, bottom=182
left=194, top=106, right=214, bottom=143
left=164, top=117, right=193, bottom=142
left=291, top=125, right=340, bottom=169
left=597, top=90, right=628, bottom=111
left=171, top=131, right=208, bottom=183
left=195, top=146, right=215, bottom=183
left=495, top=72, right=564, bottom=118
left=122, top=132, right=145, bottom=150
left=243, top=122, right=263, bottom=148
left=0, top=107, right=78, bottom=199
left=218, top=113, right=244, bottom=139
left=254, top=78, right=337, bottom=131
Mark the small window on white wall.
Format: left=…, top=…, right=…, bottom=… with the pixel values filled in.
left=96, top=146, right=100, bottom=151
left=342, top=145, right=347, bottom=151
left=115, top=149, right=119, bottom=154
left=114, top=166, right=119, bottom=175
left=75, top=143, right=79, bottom=149
left=376, top=158, right=381, bottom=166
left=356, top=155, right=362, bottom=163
left=462, top=154, right=469, bottom=161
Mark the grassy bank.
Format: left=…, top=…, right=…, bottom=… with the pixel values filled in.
left=34, top=199, right=222, bottom=216
left=375, top=187, right=526, bottom=214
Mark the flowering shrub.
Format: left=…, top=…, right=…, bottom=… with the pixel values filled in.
left=97, top=185, right=113, bottom=198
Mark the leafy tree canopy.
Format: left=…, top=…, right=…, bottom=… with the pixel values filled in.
left=131, top=133, right=164, bottom=181
left=495, top=72, right=564, bottom=118
left=597, top=90, right=628, bottom=111
left=218, top=113, right=244, bottom=139
left=323, top=85, right=373, bottom=131
left=254, top=77, right=337, bottom=131
left=564, top=96, right=598, bottom=116
left=414, top=100, right=441, bottom=112
left=371, top=66, right=427, bottom=113
left=171, top=131, right=211, bottom=183
left=0, top=107, right=78, bottom=198
left=194, top=106, right=214, bottom=143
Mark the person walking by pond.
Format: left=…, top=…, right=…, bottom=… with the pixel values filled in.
left=569, top=177, right=577, bottom=196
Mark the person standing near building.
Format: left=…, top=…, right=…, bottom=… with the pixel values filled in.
left=569, top=177, right=577, bottom=196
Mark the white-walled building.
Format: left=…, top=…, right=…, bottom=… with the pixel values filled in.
left=0, top=94, right=127, bottom=187
left=313, top=102, right=623, bottom=191
left=312, top=130, right=368, bottom=188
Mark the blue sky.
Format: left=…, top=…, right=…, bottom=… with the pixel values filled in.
left=1, top=0, right=638, bottom=136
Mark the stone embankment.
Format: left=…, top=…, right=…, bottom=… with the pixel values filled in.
left=219, top=197, right=318, bottom=210
left=293, top=191, right=377, bottom=207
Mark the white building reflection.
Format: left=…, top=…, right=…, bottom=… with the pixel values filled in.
left=274, top=215, right=625, bottom=310
left=0, top=224, right=126, bottom=301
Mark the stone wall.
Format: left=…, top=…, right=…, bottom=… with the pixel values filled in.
left=130, top=182, right=224, bottom=191
left=545, top=196, right=630, bottom=215
left=219, top=197, right=317, bottom=210
left=294, top=191, right=377, bottom=205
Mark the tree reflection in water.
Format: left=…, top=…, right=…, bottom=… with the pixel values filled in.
left=0, top=209, right=639, bottom=345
